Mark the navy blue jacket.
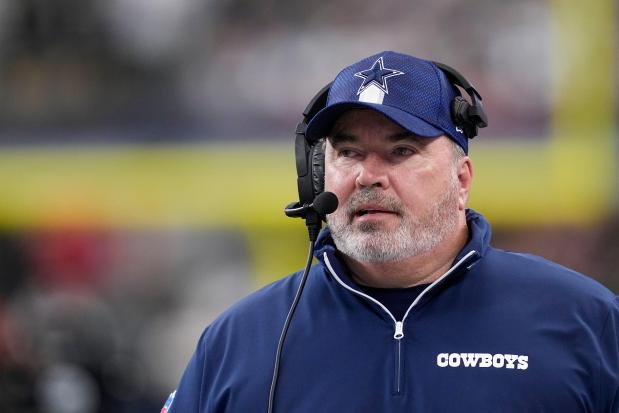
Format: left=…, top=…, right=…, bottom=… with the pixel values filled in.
left=167, top=211, right=619, bottom=412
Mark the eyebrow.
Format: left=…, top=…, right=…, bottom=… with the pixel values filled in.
left=328, top=131, right=428, bottom=146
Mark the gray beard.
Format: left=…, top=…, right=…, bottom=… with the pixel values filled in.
left=327, top=179, right=460, bottom=263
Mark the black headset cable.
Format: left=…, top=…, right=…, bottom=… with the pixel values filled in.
left=267, top=240, right=315, bottom=413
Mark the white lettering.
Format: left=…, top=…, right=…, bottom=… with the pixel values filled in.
left=492, top=354, right=505, bottom=368
left=437, top=353, right=449, bottom=367
left=504, top=354, right=518, bottom=369
left=448, top=353, right=461, bottom=367
left=478, top=353, right=492, bottom=368
left=435, top=353, right=528, bottom=371
left=517, top=355, right=529, bottom=370
left=460, top=353, right=479, bottom=367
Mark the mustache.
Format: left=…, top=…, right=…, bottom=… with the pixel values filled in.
left=343, top=189, right=405, bottom=218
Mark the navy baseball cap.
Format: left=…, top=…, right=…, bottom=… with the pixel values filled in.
left=305, top=51, right=469, bottom=153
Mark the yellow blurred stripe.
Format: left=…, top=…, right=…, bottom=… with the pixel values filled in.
left=0, top=144, right=299, bottom=229
left=548, top=0, right=616, bottom=224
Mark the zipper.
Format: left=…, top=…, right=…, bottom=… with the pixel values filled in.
left=394, top=321, right=404, bottom=393
left=395, top=337, right=402, bottom=394
left=323, top=250, right=478, bottom=394
left=394, top=321, right=404, bottom=339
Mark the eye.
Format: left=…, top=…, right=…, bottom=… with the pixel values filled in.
left=392, top=146, right=415, bottom=156
left=337, top=148, right=361, bottom=158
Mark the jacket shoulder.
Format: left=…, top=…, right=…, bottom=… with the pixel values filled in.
left=483, top=247, right=616, bottom=303
left=214, top=270, right=303, bottom=325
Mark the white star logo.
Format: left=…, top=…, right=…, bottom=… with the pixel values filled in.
left=354, top=57, right=405, bottom=95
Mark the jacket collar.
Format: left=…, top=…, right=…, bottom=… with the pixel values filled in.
left=457, top=209, right=492, bottom=260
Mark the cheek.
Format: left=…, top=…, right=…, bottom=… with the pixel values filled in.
left=324, top=163, right=351, bottom=195
left=391, top=169, right=443, bottom=205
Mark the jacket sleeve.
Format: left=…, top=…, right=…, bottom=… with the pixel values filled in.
left=598, top=296, right=619, bottom=412
left=166, top=328, right=209, bottom=413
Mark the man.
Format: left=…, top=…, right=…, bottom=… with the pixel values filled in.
left=164, top=51, right=619, bottom=412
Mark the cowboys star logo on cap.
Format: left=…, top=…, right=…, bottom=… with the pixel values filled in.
left=353, top=56, right=404, bottom=104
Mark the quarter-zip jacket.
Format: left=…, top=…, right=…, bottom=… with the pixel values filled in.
left=168, top=210, right=619, bottom=412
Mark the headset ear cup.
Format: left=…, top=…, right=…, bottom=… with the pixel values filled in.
left=451, top=96, right=476, bottom=139
left=310, top=140, right=325, bottom=196
left=451, top=96, right=470, bottom=126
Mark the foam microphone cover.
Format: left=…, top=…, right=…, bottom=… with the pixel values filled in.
left=312, top=192, right=338, bottom=215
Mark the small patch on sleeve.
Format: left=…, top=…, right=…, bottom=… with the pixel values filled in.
left=161, top=390, right=176, bottom=413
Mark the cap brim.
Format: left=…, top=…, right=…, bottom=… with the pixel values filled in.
left=305, top=102, right=444, bottom=142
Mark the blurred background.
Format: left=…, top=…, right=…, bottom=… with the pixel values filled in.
left=0, top=0, right=616, bottom=411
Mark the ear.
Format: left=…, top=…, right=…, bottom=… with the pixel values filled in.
left=456, top=156, right=473, bottom=210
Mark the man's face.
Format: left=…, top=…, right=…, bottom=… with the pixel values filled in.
left=324, top=109, right=469, bottom=263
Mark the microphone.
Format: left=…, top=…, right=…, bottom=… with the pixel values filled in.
left=284, top=191, right=339, bottom=218
left=312, top=191, right=339, bottom=215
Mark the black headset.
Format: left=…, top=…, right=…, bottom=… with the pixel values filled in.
left=284, top=60, right=488, bottom=238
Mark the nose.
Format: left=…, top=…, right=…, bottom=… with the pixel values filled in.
left=355, top=154, right=390, bottom=189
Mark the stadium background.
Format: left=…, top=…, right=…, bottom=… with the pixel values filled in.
left=0, top=0, right=616, bottom=412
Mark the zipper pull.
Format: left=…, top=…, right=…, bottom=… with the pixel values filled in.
left=394, top=321, right=404, bottom=340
